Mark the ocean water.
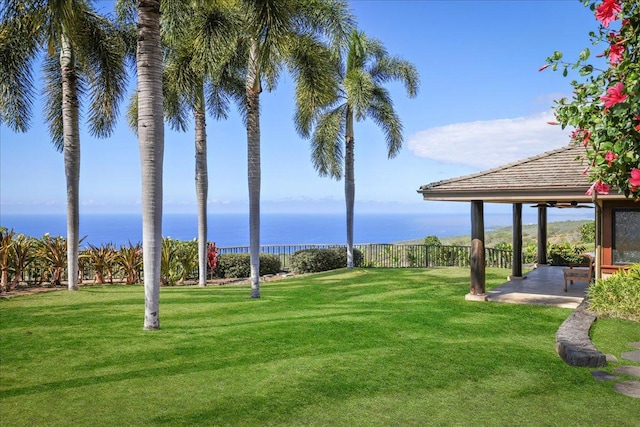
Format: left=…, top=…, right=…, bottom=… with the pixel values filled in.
left=0, top=211, right=588, bottom=248
left=1, top=213, right=471, bottom=247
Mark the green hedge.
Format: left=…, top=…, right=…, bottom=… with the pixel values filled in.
left=212, top=253, right=281, bottom=278
left=547, top=243, right=589, bottom=265
left=587, top=264, right=640, bottom=322
left=290, top=247, right=363, bottom=274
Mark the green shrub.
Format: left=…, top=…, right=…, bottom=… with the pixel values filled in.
left=524, top=243, right=537, bottom=264
left=290, top=247, right=363, bottom=274
left=580, top=221, right=595, bottom=243
left=424, top=235, right=442, bottom=246
left=548, top=243, right=588, bottom=265
left=587, top=264, right=640, bottom=322
left=212, top=253, right=281, bottom=278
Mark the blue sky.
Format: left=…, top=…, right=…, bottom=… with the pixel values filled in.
left=0, top=0, right=599, bottom=218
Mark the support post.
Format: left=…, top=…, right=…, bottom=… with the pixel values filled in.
left=467, top=200, right=487, bottom=301
left=594, top=197, right=602, bottom=280
left=510, top=203, right=525, bottom=280
left=537, top=205, right=548, bottom=265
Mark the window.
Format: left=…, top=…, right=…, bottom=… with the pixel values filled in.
left=612, top=208, right=640, bottom=264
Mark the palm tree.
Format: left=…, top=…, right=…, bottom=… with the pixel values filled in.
left=162, top=2, right=244, bottom=287
left=296, top=30, right=419, bottom=268
left=240, top=0, right=354, bottom=298
left=133, top=0, right=164, bottom=329
left=0, top=0, right=127, bottom=291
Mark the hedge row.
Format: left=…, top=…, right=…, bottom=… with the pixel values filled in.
left=212, top=253, right=281, bottom=278
left=289, top=248, right=363, bottom=274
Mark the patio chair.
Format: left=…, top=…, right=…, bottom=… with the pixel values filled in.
left=562, top=255, right=594, bottom=292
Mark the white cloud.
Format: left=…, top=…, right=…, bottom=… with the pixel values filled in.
left=407, top=111, right=572, bottom=169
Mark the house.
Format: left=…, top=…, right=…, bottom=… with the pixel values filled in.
left=417, top=145, right=639, bottom=300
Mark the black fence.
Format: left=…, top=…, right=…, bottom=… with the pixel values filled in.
left=219, top=243, right=512, bottom=270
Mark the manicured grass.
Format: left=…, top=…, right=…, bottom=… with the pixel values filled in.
left=1, top=268, right=638, bottom=426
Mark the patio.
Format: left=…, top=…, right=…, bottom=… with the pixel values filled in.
left=487, top=265, right=590, bottom=309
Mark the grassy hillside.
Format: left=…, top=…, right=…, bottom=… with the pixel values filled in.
left=401, top=220, right=593, bottom=247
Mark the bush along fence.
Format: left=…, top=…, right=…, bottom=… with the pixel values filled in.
left=2, top=228, right=594, bottom=288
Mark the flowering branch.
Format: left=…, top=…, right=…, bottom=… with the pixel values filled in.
left=542, top=0, right=639, bottom=198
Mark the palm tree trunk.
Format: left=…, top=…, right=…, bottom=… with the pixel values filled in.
left=246, top=39, right=261, bottom=298
left=60, top=33, right=80, bottom=290
left=138, top=0, right=164, bottom=330
left=194, top=84, right=208, bottom=287
left=345, top=107, right=355, bottom=268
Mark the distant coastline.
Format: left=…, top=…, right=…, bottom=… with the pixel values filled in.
left=0, top=212, right=593, bottom=248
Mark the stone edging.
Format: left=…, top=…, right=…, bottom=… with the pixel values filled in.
left=556, top=299, right=607, bottom=367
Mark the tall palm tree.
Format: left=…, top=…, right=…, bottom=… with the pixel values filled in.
left=296, top=30, right=419, bottom=268
left=0, top=0, right=127, bottom=291
left=162, top=2, right=244, bottom=288
left=133, top=0, right=164, bottom=330
left=240, top=0, right=354, bottom=298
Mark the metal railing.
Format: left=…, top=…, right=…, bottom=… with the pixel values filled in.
left=218, top=243, right=512, bottom=270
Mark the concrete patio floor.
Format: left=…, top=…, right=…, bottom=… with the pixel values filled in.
left=487, top=265, right=590, bottom=309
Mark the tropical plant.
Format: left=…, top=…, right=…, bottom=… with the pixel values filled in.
left=116, top=242, right=143, bottom=285
left=0, top=0, right=128, bottom=291
left=296, top=29, right=419, bottom=268
left=543, top=0, right=639, bottom=198
left=161, top=1, right=244, bottom=287
left=238, top=0, right=354, bottom=298
left=84, top=243, right=117, bottom=284
left=0, top=228, right=15, bottom=292
left=160, top=238, right=180, bottom=287
left=37, top=234, right=67, bottom=286
left=588, top=263, right=640, bottom=321
left=9, top=234, right=38, bottom=289
left=174, top=240, right=199, bottom=284
left=116, top=0, right=165, bottom=329
left=580, top=221, right=596, bottom=243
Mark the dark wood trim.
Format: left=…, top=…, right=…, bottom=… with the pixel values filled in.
left=470, top=200, right=485, bottom=295
left=512, top=203, right=523, bottom=277
left=602, top=200, right=638, bottom=267
left=537, top=206, right=547, bottom=265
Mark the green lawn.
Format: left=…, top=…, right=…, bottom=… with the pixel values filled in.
left=1, top=268, right=638, bottom=426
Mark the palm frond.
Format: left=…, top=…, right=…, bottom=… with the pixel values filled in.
left=311, top=103, right=346, bottom=178
left=73, top=9, right=128, bottom=139
left=42, top=52, right=64, bottom=152
left=370, top=56, right=420, bottom=98
left=367, top=87, right=403, bottom=158
left=0, top=8, right=45, bottom=132
left=290, top=33, right=341, bottom=138
left=344, top=67, right=375, bottom=121
left=125, top=91, right=138, bottom=134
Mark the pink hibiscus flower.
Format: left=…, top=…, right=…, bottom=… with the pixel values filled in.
left=630, top=169, right=640, bottom=188
left=605, top=151, right=617, bottom=167
left=586, top=180, right=610, bottom=196
left=596, top=0, right=622, bottom=28
left=601, top=83, right=627, bottom=109
left=609, top=41, right=624, bottom=65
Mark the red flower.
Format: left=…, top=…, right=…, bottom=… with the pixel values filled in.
left=605, top=151, right=617, bottom=167
left=601, top=82, right=627, bottom=109
left=630, top=169, right=640, bottom=187
left=609, top=41, right=624, bottom=65
left=596, top=0, right=622, bottom=27
left=635, top=116, right=640, bottom=132
left=586, top=180, right=610, bottom=196
left=570, top=129, right=592, bottom=147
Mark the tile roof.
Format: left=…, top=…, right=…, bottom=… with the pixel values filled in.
left=417, top=145, right=622, bottom=203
